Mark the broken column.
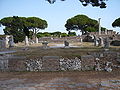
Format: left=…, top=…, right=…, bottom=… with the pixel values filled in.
left=98, top=37, right=104, bottom=46
left=105, top=29, right=108, bottom=35
left=25, top=36, right=29, bottom=46
left=35, top=37, right=38, bottom=43
left=94, top=35, right=99, bottom=46
left=8, top=35, right=14, bottom=47
left=104, top=37, right=110, bottom=48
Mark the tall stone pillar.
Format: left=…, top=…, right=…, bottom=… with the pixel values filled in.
left=94, top=35, right=98, bottom=46
left=98, top=18, right=101, bottom=35
left=35, top=37, right=38, bottom=43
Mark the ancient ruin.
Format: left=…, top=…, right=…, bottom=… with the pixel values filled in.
left=0, top=35, right=14, bottom=49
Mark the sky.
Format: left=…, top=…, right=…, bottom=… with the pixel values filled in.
left=0, top=0, right=120, bottom=35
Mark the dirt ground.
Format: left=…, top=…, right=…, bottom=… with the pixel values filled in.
left=0, top=42, right=120, bottom=90
left=0, top=70, right=120, bottom=90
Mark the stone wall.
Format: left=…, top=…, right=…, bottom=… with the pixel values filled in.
left=0, top=60, right=8, bottom=71
left=0, top=55, right=9, bottom=71
left=60, top=57, right=81, bottom=71
left=8, top=60, right=26, bottom=71
left=25, top=59, right=42, bottom=71
left=89, top=30, right=116, bottom=35
left=38, top=36, right=81, bottom=43
left=0, top=51, right=120, bottom=72
left=81, top=55, right=95, bottom=70
left=42, top=56, right=60, bottom=71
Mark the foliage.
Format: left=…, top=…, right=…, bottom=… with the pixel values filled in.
left=65, top=14, right=98, bottom=35
left=36, top=32, right=43, bottom=38
left=29, top=31, right=34, bottom=39
left=46, top=0, right=107, bottom=8
left=68, top=31, right=76, bottom=36
left=51, top=31, right=61, bottom=37
left=0, top=16, right=26, bottom=43
left=43, top=32, right=51, bottom=37
left=0, top=16, right=48, bottom=43
left=112, top=18, right=120, bottom=28
left=61, top=33, right=68, bottom=37
left=26, top=17, right=48, bottom=31
left=101, top=27, right=106, bottom=31
left=37, top=32, right=51, bottom=37
left=26, top=17, right=48, bottom=41
left=36, top=31, right=74, bottom=38
left=85, top=27, right=96, bottom=32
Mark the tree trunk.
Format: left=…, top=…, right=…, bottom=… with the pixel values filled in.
left=81, top=29, right=84, bottom=35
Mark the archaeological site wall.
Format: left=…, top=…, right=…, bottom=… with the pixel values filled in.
left=0, top=50, right=120, bottom=72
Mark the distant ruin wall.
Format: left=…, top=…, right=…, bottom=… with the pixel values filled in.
left=38, top=36, right=82, bottom=43
left=89, top=30, right=116, bottom=35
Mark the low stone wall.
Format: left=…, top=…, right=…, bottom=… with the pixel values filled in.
left=0, top=51, right=120, bottom=72
left=0, top=55, right=89, bottom=71
left=25, top=57, right=82, bottom=71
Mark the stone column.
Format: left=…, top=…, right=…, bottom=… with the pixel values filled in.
left=25, top=36, right=29, bottom=46
left=94, top=35, right=98, bottom=46
left=59, top=35, right=61, bottom=38
left=98, top=37, right=104, bottom=47
left=98, top=18, right=101, bottom=35
left=9, top=35, right=14, bottom=47
left=104, top=37, right=110, bottom=48
left=35, top=37, right=38, bottom=43
left=80, top=37, right=83, bottom=42
left=105, top=29, right=107, bottom=35
left=5, top=36, right=9, bottom=48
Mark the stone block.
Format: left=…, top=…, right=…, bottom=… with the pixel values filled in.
left=0, top=60, right=8, bottom=71
left=64, top=41, right=69, bottom=46
left=25, top=59, right=42, bottom=71
left=42, top=56, right=60, bottom=71
left=8, top=56, right=26, bottom=71
left=60, top=57, right=81, bottom=71
left=8, top=60, right=26, bottom=71
left=81, top=55, right=95, bottom=70
left=103, top=51, right=117, bottom=61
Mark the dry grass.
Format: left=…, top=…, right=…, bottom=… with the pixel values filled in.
left=9, top=42, right=120, bottom=59
left=0, top=70, right=120, bottom=83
